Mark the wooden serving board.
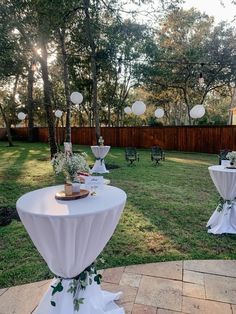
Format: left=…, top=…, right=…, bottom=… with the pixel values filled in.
left=55, top=189, right=89, bottom=201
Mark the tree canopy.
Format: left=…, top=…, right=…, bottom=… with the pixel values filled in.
left=0, top=0, right=235, bottom=152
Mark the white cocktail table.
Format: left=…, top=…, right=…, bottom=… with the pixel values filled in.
left=16, top=185, right=126, bottom=314
left=207, top=165, right=236, bottom=234
left=91, top=146, right=110, bottom=174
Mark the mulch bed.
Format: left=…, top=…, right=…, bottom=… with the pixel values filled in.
left=0, top=207, right=20, bottom=226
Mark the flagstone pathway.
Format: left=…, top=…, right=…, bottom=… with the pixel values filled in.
left=1, top=260, right=236, bottom=314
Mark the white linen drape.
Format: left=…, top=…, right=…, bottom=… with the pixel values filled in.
left=207, top=165, right=236, bottom=234
left=17, top=185, right=126, bottom=314
left=91, top=146, right=110, bottom=173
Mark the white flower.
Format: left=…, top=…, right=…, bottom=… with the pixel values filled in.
left=52, top=152, right=90, bottom=182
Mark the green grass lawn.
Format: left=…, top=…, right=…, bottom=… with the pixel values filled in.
left=0, top=141, right=235, bottom=288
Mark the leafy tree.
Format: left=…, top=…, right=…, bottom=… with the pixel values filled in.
left=135, top=8, right=236, bottom=125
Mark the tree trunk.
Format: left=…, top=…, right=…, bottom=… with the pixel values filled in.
left=182, top=88, right=191, bottom=125
left=108, top=102, right=111, bottom=127
left=40, top=38, right=58, bottom=158
left=84, top=0, right=100, bottom=143
left=58, top=28, right=71, bottom=142
left=91, top=52, right=100, bottom=141
left=27, top=63, right=34, bottom=141
left=228, top=84, right=236, bottom=125
left=0, top=103, right=13, bottom=146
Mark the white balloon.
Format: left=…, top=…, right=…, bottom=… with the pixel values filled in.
left=154, top=108, right=164, bottom=118
left=190, top=107, right=198, bottom=119
left=132, top=101, right=146, bottom=115
left=190, top=105, right=205, bottom=119
left=70, top=92, right=83, bottom=104
left=55, top=109, right=63, bottom=118
left=124, top=106, right=132, bottom=114
left=196, top=105, right=205, bottom=118
left=17, top=112, right=26, bottom=120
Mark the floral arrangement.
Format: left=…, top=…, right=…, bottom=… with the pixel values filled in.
left=226, top=151, right=236, bottom=163
left=52, top=152, right=90, bottom=183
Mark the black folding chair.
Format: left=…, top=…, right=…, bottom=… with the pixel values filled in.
left=125, top=147, right=139, bottom=165
left=151, top=146, right=165, bottom=165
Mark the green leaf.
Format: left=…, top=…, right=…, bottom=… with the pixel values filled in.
left=52, top=281, right=64, bottom=295
left=57, top=282, right=63, bottom=292
left=51, top=301, right=56, bottom=307
left=94, top=274, right=102, bottom=285
left=74, top=298, right=84, bottom=311
left=80, top=272, right=87, bottom=281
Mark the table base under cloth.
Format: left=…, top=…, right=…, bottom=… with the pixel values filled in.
left=206, top=201, right=236, bottom=234
left=34, top=278, right=124, bottom=314
left=91, top=160, right=109, bottom=174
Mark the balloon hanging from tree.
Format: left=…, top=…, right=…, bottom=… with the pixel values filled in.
left=17, top=112, right=26, bottom=120
left=55, top=110, right=63, bottom=118
left=70, top=92, right=83, bottom=106
left=154, top=108, right=164, bottom=118
left=132, top=101, right=146, bottom=115
left=124, top=107, right=132, bottom=114
left=190, top=105, right=205, bottom=119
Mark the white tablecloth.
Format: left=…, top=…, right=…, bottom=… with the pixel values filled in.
left=207, top=165, right=236, bottom=234
left=91, top=146, right=110, bottom=174
left=16, top=185, right=126, bottom=314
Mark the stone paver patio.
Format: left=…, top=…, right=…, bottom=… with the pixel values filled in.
left=1, top=260, right=236, bottom=314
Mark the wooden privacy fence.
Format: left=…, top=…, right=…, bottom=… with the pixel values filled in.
left=1, top=126, right=236, bottom=154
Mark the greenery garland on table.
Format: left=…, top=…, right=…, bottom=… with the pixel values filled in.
left=217, top=197, right=235, bottom=212
left=50, top=260, right=103, bottom=312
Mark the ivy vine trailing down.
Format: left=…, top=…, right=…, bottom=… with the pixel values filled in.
left=50, top=260, right=103, bottom=312
left=217, top=197, right=236, bottom=212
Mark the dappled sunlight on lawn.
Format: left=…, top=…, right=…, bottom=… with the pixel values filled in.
left=28, top=149, right=49, bottom=156
left=1, top=143, right=236, bottom=288
left=110, top=204, right=181, bottom=256
left=106, top=152, right=121, bottom=159
left=15, top=159, right=55, bottom=186
left=168, top=157, right=211, bottom=166
left=0, top=150, right=30, bottom=182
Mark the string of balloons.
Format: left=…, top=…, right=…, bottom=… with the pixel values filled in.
left=124, top=102, right=205, bottom=119
left=17, top=93, right=205, bottom=123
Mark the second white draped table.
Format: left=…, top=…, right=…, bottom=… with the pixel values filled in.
left=207, top=165, right=236, bottom=234
left=91, top=146, right=110, bottom=174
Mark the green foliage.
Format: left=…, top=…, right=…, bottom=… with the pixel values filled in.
left=0, top=1, right=234, bottom=128
left=147, top=116, right=163, bottom=127
left=135, top=8, right=236, bottom=125
left=51, top=261, right=101, bottom=312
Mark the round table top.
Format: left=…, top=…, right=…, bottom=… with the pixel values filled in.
left=208, top=165, right=236, bottom=173
left=16, top=185, right=126, bottom=217
left=208, top=165, right=236, bottom=200
left=91, top=145, right=110, bottom=148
